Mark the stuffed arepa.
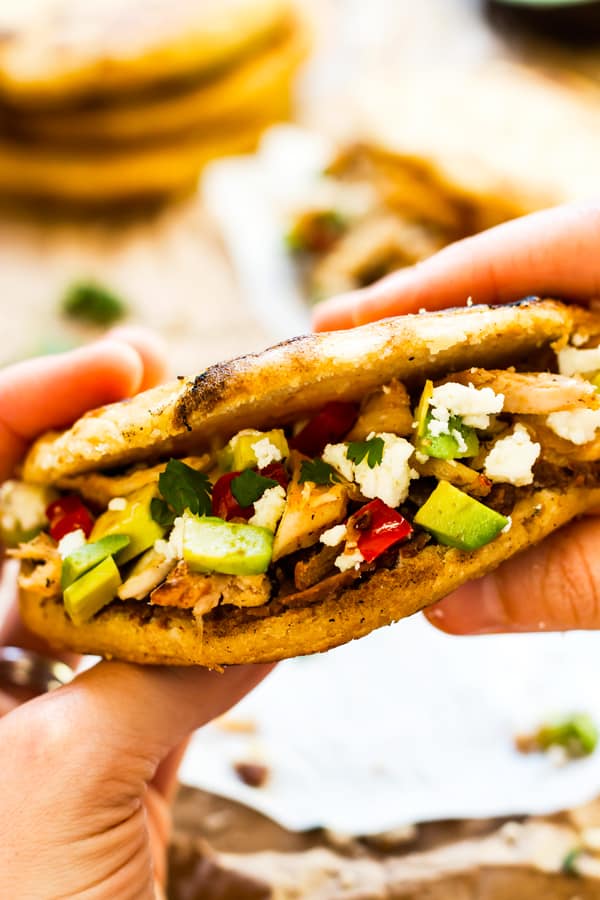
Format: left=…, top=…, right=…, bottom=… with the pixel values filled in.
left=10, top=299, right=600, bottom=667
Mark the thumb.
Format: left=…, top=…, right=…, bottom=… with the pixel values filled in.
left=426, top=517, right=600, bottom=634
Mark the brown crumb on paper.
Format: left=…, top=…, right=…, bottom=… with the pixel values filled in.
left=234, top=762, right=270, bottom=788
left=215, top=716, right=258, bottom=735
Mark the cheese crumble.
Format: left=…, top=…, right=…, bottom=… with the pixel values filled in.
left=252, top=437, right=283, bottom=469
left=546, top=408, right=600, bottom=445
left=323, top=432, right=416, bottom=508
left=320, top=524, right=347, bottom=547
left=249, top=485, right=286, bottom=532
left=484, top=424, right=540, bottom=486
left=57, top=529, right=86, bottom=559
left=430, top=382, right=504, bottom=431
left=335, top=546, right=364, bottom=572
left=557, top=345, right=600, bottom=377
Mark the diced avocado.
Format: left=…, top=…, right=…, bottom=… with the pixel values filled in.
left=183, top=515, right=273, bottom=576
left=414, top=480, right=508, bottom=551
left=61, top=534, right=130, bottom=589
left=220, top=429, right=289, bottom=472
left=90, top=484, right=165, bottom=564
left=414, top=380, right=434, bottom=440
left=0, top=481, right=57, bottom=547
left=536, top=714, right=598, bottom=757
left=63, top=555, right=121, bottom=625
left=420, top=413, right=479, bottom=460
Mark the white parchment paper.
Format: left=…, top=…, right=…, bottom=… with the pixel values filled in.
left=180, top=617, right=600, bottom=834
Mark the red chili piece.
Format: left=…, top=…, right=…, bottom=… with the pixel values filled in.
left=354, top=499, right=413, bottom=563
left=290, top=401, right=359, bottom=457
left=46, top=495, right=94, bottom=541
left=260, top=462, right=289, bottom=489
left=211, top=472, right=253, bottom=521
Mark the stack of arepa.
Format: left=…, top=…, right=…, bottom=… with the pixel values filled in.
left=0, top=0, right=308, bottom=205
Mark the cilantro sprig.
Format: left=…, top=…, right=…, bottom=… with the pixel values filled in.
left=152, top=459, right=212, bottom=526
left=347, top=436, right=384, bottom=468
left=62, top=280, right=127, bottom=326
left=299, top=459, right=341, bottom=485
left=231, top=469, right=277, bottom=507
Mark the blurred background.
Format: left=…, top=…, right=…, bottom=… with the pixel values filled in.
left=3, top=1, right=600, bottom=897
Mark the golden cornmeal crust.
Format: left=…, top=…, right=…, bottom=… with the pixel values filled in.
left=19, top=486, right=600, bottom=668
left=23, top=300, right=586, bottom=483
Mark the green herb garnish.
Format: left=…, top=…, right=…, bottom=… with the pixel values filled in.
left=150, top=497, right=176, bottom=529
left=231, top=470, right=278, bottom=507
left=299, top=459, right=341, bottom=485
left=347, top=437, right=385, bottom=468
left=562, top=847, right=583, bottom=877
left=158, top=459, right=212, bottom=517
left=62, top=280, right=127, bottom=326
left=536, top=714, right=598, bottom=758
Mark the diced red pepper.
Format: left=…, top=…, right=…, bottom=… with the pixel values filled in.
left=260, top=462, right=289, bottom=490
left=46, top=495, right=94, bottom=541
left=290, top=401, right=359, bottom=457
left=352, top=499, right=413, bottom=563
left=211, top=472, right=253, bottom=521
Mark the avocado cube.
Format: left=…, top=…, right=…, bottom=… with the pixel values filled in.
left=183, top=515, right=273, bottom=576
left=63, top=555, right=121, bottom=625
left=90, top=484, right=165, bottom=564
left=220, top=429, right=289, bottom=472
left=61, top=534, right=130, bottom=589
left=414, top=480, right=508, bottom=551
left=420, top=415, right=479, bottom=460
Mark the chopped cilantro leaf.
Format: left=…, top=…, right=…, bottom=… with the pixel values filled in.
left=347, top=436, right=384, bottom=468
left=62, top=281, right=127, bottom=326
left=562, top=847, right=583, bottom=876
left=231, top=469, right=278, bottom=507
left=158, top=459, right=212, bottom=517
left=299, top=459, right=341, bottom=485
left=150, top=497, right=176, bottom=529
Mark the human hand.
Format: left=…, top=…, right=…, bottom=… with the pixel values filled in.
left=313, top=203, right=600, bottom=636
left=0, top=331, right=272, bottom=899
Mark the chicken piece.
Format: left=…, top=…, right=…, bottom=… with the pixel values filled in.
left=346, top=379, right=413, bottom=440
left=412, top=458, right=492, bottom=498
left=294, top=544, right=340, bottom=591
left=519, top=417, right=600, bottom=465
left=150, top=562, right=270, bottom=611
left=448, top=369, right=597, bottom=414
left=118, top=549, right=176, bottom=601
left=272, top=466, right=349, bottom=562
left=57, top=455, right=211, bottom=507
left=10, top=533, right=61, bottom=599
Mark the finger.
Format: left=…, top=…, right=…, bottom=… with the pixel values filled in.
left=425, top=517, right=600, bottom=634
left=312, top=203, right=600, bottom=330
left=0, top=339, right=144, bottom=481
left=107, top=325, right=169, bottom=391
left=47, top=661, right=274, bottom=781
left=152, top=739, right=190, bottom=803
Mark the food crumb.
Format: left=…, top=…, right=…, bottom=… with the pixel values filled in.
left=234, top=761, right=270, bottom=788
left=216, top=716, right=258, bottom=735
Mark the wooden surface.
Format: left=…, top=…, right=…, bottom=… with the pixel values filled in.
left=1, top=0, right=599, bottom=376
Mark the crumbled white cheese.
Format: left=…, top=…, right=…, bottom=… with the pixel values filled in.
left=335, top=546, right=364, bottom=572
left=324, top=433, right=417, bottom=508
left=571, top=332, right=589, bottom=348
left=58, top=529, right=86, bottom=559
left=430, top=382, right=504, bottom=430
left=249, top=485, right=286, bottom=532
left=415, top=450, right=428, bottom=465
left=451, top=428, right=467, bottom=454
left=0, top=480, right=50, bottom=533
left=155, top=515, right=185, bottom=561
left=484, top=424, right=540, bottom=486
left=252, top=437, right=283, bottom=468
left=501, top=516, right=512, bottom=534
left=557, top=345, right=600, bottom=376
left=107, top=496, right=127, bottom=512
left=546, top=408, right=600, bottom=445
left=322, top=442, right=354, bottom=482
left=320, top=524, right=347, bottom=547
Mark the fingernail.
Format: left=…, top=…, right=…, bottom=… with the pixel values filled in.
left=425, top=575, right=511, bottom=635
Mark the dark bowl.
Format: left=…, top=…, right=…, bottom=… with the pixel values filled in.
left=485, top=0, right=600, bottom=42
